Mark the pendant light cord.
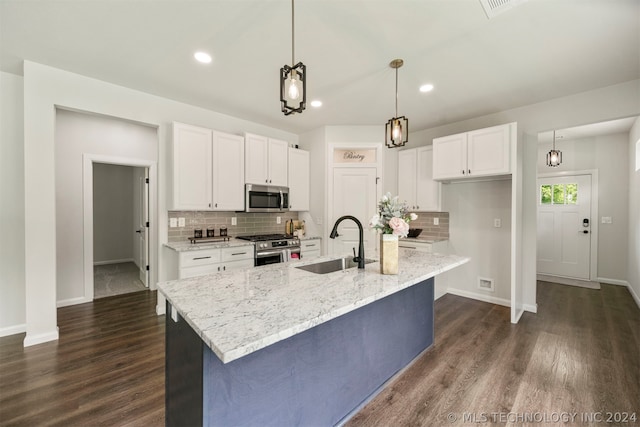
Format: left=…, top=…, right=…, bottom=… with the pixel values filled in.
left=291, top=0, right=295, bottom=66
left=395, top=67, right=398, bottom=117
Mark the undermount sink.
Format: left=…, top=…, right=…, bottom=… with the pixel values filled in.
left=296, top=257, right=375, bottom=274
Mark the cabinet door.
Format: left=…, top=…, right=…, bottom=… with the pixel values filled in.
left=415, top=146, right=440, bottom=211
left=288, top=148, right=309, bottom=211
left=467, top=124, right=511, bottom=177
left=171, top=122, right=212, bottom=210
left=268, top=138, right=289, bottom=186
left=398, top=149, right=417, bottom=209
left=212, top=132, right=245, bottom=210
left=432, top=133, right=467, bottom=180
left=244, top=133, right=269, bottom=185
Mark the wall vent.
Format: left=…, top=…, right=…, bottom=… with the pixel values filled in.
left=478, top=277, right=495, bottom=292
left=479, top=0, right=528, bottom=19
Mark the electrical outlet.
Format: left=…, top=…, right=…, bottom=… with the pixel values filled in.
left=231, top=217, right=237, bottom=226
left=169, top=218, right=177, bottom=228
left=494, top=218, right=501, bottom=228
left=277, top=216, right=281, bottom=224
left=178, top=217, right=185, bottom=227
left=433, top=217, right=439, bottom=225
left=601, top=216, right=612, bottom=224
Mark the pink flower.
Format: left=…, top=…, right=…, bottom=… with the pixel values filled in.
left=388, top=217, right=410, bottom=237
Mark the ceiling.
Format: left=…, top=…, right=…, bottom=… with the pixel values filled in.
left=1, top=0, right=639, bottom=135
left=538, top=116, right=638, bottom=143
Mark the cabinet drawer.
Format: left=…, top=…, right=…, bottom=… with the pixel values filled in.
left=180, top=249, right=221, bottom=267
left=179, top=264, right=220, bottom=279
left=399, top=241, right=433, bottom=253
left=300, top=249, right=320, bottom=260
left=222, top=259, right=255, bottom=271
left=221, top=246, right=254, bottom=262
left=301, top=240, right=320, bottom=250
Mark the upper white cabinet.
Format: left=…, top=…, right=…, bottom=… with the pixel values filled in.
left=212, top=131, right=245, bottom=211
left=170, top=122, right=244, bottom=211
left=245, top=133, right=288, bottom=186
left=171, top=122, right=213, bottom=210
left=398, top=146, right=440, bottom=211
left=432, top=123, right=514, bottom=181
left=288, top=147, right=310, bottom=211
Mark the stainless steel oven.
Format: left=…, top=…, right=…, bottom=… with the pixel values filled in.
left=237, top=234, right=300, bottom=266
left=245, top=184, right=289, bottom=213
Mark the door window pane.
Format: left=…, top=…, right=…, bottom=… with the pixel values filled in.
left=540, top=185, right=552, bottom=204
left=566, top=183, right=578, bottom=204
left=553, top=184, right=565, bottom=204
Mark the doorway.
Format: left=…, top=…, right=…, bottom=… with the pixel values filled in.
left=92, top=163, right=149, bottom=298
left=536, top=173, right=595, bottom=281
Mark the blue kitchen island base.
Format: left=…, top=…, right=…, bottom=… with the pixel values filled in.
left=165, top=277, right=434, bottom=426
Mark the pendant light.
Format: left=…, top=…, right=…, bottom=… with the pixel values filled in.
left=385, top=59, right=408, bottom=148
left=280, top=0, right=306, bottom=115
left=546, top=130, right=562, bottom=167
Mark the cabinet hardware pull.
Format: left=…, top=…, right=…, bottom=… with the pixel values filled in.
left=231, top=252, right=247, bottom=256
left=215, top=203, right=218, bottom=208
left=462, top=170, right=465, bottom=175
left=416, top=206, right=419, bottom=209
left=223, top=266, right=226, bottom=270
left=193, top=256, right=211, bottom=260
left=468, top=169, right=471, bottom=174
left=208, top=203, right=211, bottom=207
left=306, top=244, right=316, bottom=247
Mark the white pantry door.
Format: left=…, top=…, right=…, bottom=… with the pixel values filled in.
left=537, top=175, right=592, bottom=280
left=331, top=168, right=378, bottom=256
left=137, top=168, right=150, bottom=287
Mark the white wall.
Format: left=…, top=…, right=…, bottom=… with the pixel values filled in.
left=21, top=61, right=298, bottom=345
left=536, top=132, right=630, bottom=282
left=92, top=163, right=135, bottom=264
left=409, top=79, right=640, bottom=311
left=0, top=72, right=26, bottom=336
left=628, top=117, right=640, bottom=306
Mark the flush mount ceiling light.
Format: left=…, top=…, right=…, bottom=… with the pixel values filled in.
left=310, top=100, right=322, bottom=108
left=419, top=84, right=434, bottom=93
left=194, top=51, right=212, bottom=64
left=385, top=59, right=408, bottom=148
left=280, top=0, right=306, bottom=116
left=546, top=130, right=563, bottom=167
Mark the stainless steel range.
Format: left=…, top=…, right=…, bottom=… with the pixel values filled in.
left=236, top=234, right=301, bottom=266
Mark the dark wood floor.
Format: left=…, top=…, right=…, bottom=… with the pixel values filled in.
left=1, top=283, right=638, bottom=426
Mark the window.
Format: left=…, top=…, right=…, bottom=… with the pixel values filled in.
left=540, top=183, right=578, bottom=205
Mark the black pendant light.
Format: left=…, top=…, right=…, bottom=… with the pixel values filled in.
left=546, top=130, right=562, bottom=167
left=280, top=0, right=306, bottom=115
left=385, top=59, right=408, bottom=148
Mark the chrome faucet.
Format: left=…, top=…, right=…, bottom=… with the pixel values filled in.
left=329, top=215, right=365, bottom=269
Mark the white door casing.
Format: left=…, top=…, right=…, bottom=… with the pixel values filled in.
left=537, top=174, right=593, bottom=280
left=137, top=168, right=149, bottom=287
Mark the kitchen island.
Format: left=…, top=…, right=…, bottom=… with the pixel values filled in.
left=158, top=249, right=468, bottom=426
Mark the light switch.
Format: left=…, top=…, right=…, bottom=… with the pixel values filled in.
left=231, top=217, right=237, bottom=226
left=178, top=217, right=185, bottom=227
left=277, top=216, right=281, bottom=224
left=601, top=216, right=612, bottom=224
left=169, top=218, right=177, bottom=228
left=433, top=217, right=439, bottom=225
left=494, top=218, right=502, bottom=228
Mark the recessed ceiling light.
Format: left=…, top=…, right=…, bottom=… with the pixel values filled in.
left=194, top=51, right=212, bottom=64
left=310, top=100, right=322, bottom=107
left=419, top=84, right=434, bottom=93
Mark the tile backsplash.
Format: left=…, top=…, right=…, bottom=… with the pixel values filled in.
left=408, top=212, right=449, bottom=240
left=168, top=211, right=299, bottom=242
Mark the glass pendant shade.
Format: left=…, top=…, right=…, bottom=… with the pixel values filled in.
left=385, top=116, right=408, bottom=148
left=280, top=62, right=306, bottom=115
left=546, top=130, right=562, bottom=167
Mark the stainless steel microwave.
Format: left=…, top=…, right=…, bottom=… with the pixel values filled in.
left=245, top=184, right=289, bottom=213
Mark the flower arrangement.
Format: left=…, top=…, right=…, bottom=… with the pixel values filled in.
left=369, top=192, right=418, bottom=238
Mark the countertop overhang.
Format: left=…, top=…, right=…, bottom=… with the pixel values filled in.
left=158, top=249, right=469, bottom=364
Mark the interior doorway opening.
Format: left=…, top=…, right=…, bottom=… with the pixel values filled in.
left=92, top=163, right=149, bottom=298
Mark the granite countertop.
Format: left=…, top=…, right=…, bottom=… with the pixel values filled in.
left=158, top=249, right=468, bottom=364
left=403, top=236, right=448, bottom=243
left=164, top=238, right=254, bottom=252
left=299, top=235, right=321, bottom=241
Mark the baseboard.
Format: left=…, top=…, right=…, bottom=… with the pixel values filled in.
left=57, top=296, right=91, bottom=308
left=23, top=327, right=59, bottom=347
left=93, top=258, right=135, bottom=266
left=446, top=287, right=510, bottom=307
left=0, top=323, right=26, bottom=338
left=625, top=282, right=640, bottom=310
left=596, top=277, right=630, bottom=287
left=523, top=303, right=538, bottom=313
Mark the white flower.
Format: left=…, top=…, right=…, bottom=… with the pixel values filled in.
left=410, top=213, right=418, bottom=221
left=369, top=214, right=381, bottom=228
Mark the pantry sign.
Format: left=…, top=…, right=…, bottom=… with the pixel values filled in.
left=333, top=149, right=377, bottom=164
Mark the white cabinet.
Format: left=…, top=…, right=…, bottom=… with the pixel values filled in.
left=287, top=148, right=310, bottom=211
left=212, top=131, right=245, bottom=211
left=244, top=133, right=289, bottom=186
left=300, top=239, right=321, bottom=260
left=398, top=146, right=440, bottom=211
left=398, top=239, right=448, bottom=253
left=171, top=122, right=212, bottom=210
left=432, top=123, right=513, bottom=181
left=167, top=245, right=254, bottom=280
left=171, top=123, right=245, bottom=211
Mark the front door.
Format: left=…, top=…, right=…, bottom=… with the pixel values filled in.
left=536, top=174, right=592, bottom=280
left=331, top=167, right=378, bottom=256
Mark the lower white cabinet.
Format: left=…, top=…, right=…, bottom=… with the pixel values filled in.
left=300, top=239, right=321, bottom=260
left=167, top=245, right=254, bottom=280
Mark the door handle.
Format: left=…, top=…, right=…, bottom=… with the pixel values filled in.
left=579, top=230, right=589, bottom=234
